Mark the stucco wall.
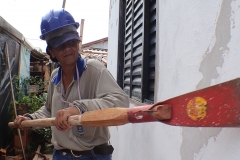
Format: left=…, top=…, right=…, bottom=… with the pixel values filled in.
left=108, top=0, right=240, bottom=160
left=107, top=0, right=119, bottom=79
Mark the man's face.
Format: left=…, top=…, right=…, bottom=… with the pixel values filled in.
left=49, top=39, right=80, bottom=66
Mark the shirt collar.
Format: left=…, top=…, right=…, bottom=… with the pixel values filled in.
left=51, top=56, right=87, bottom=85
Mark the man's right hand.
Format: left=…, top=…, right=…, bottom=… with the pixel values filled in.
left=14, top=115, right=30, bottom=130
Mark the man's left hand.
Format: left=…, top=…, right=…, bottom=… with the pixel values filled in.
left=54, top=106, right=80, bottom=131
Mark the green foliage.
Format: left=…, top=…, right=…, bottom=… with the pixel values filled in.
left=25, top=141, right=37, bottom=154
left=33, top=127, right=52, bottom=143
left=20, top=93, right=47, bottom=113
left=12, top=75, right=45, bottom=103
left=11, top=75, right=52, bottom=152
left=12, top=75, right=47, bottom=113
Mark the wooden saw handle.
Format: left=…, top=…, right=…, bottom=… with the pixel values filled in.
left=8, top=104, right=171, bottom=128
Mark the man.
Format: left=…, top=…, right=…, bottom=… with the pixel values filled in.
left=14, top=9, right=129, bottom=160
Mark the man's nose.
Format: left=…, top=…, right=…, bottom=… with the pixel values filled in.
left=61, top=43, right=71, bottom=51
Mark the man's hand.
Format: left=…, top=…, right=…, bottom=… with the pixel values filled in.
left=14, top=115, right=30, bottom=130
left=54, top=106, right=80, bottom=132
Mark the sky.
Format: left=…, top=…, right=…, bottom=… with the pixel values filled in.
left=0, top=0, right=110, bottom=51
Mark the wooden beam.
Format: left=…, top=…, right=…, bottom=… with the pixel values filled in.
left=33, top=145, right=41, bottom=160
left=79, top=19, right=85, bottom=55
left=62, top=0, right=66, bottom=9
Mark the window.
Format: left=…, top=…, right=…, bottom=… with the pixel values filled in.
left=117, top=0, right=156, bottom=103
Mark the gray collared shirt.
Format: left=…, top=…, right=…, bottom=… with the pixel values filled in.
left=28, top=59, right=129, bottom=151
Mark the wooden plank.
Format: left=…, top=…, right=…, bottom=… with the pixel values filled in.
left=0, top=148, right=6, bottom=160
left=33, top=145, right=41, bottom=160
left=78, top=19, right=85, bottom=55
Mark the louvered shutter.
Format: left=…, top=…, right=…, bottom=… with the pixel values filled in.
left=123, top=0, right=144, bottom=101
left=122, top=0, right=156, bottom=103
left=123, top=0, right=133, bottom=96
left=143, top=0, right=156, bottom=103
left=132, top=0, right=144, bottom=101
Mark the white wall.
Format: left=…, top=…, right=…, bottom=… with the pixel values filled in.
left=107, top=0, right=119, bottom=79
left=108, top=0, right=240, bottom=160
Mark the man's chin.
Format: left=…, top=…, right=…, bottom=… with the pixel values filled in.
left=59, top=60, right=78, bottom=67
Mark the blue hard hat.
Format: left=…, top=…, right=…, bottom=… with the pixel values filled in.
left=40, top=9, right=79, bottom=40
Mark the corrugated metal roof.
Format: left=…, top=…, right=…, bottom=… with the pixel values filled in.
left=0, top=16, right=45, bottom=58
left=31, top=49, right=48, bottom=61
left=82, top=37, right=108, bottom=48
left=0, top=16, right=34, bottom=50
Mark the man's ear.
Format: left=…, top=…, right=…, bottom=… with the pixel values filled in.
left=77, top=40, right=81, bottom=48
left=48, top=48, right=56, bottom=58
